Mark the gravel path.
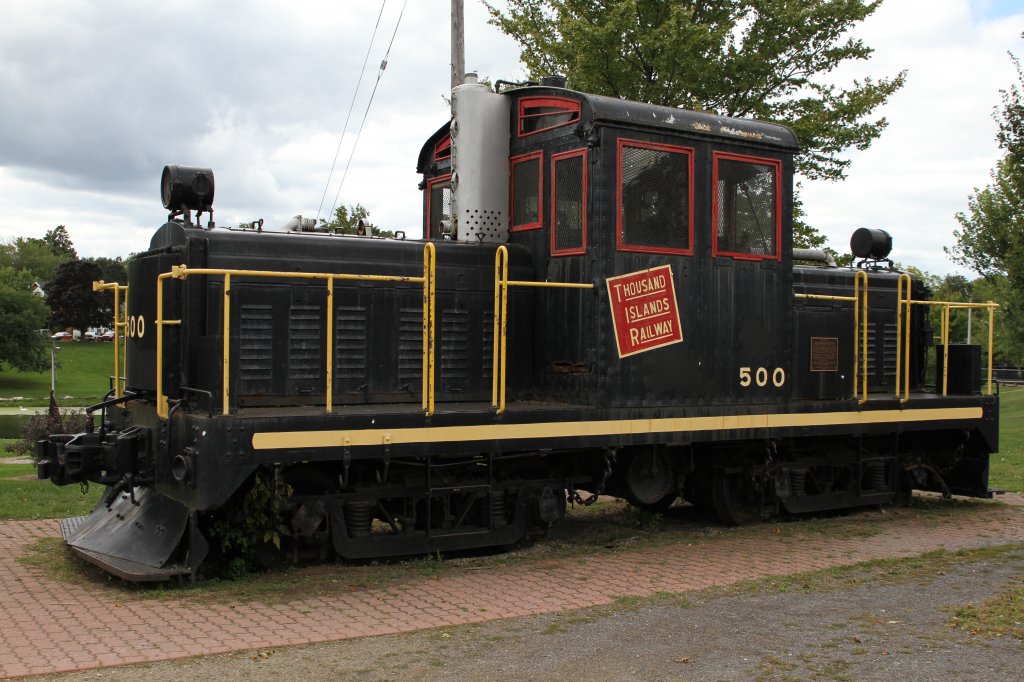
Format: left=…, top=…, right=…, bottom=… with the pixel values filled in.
left=30, top=548, right=1024, bottom=681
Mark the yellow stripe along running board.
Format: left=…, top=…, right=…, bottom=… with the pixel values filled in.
left=251, top=406, right=984, bottom=451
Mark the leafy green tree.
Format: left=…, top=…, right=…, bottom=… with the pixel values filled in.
left=486, top=0, right=905, bottom=247
left=89, top=256, right=128, bottom=285
left=0, top=237, right=65, bottom=282
left=0, top=266, right=49, bottom=372
left=46, top=259, right=107, bottom=332
left=320, top=203, right=370, bottom=234
left=948, top=51, right=1024, bottom=364
left=948, top=54, right=1024, bottom=283
left=319, top=203, right=397, bottom=238
left=43, top=225, right=77, bottom=260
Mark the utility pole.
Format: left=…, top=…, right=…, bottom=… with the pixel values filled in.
left=451, top=0, right=465, bottom=91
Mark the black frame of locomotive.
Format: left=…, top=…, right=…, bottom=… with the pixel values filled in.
left=38, top=84, right=999, bottom=582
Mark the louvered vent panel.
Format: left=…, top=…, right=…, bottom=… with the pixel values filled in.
left=481, top=310, right=493, bottom=380
left=289, top=305, right=321, bottom=380
left=866, top=322, right=897, bottom=381
left=440, top=309, right=470, bottom=385
left=335, top=306, right=368, bottom=380
left=398, top=308, right=422, bottom=384
left=239, top=304, right=273, bottom=386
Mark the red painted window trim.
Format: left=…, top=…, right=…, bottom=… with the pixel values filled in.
left=433, top=135, right=451, bottom=161
left=509, top=151, right=544, bottom=232
left=550, top=148, right=588, bottom=257
left=518, top=96, right=582, bottom=138
left=615, top=138, right=695, bottom=257
left=711, top=151, right=783, bottom=262
left=424, top=173, right=452, bottom=239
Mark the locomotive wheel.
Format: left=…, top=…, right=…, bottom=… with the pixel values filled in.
left=282, top=467, right=338, bottom=558
left=623, top=449, right=677, bottom=512
left=711, top=465, right=764, bottom=525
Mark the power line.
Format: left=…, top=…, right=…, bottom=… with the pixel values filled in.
left=315, top=1, right=388, bottom=225
left=327, top=0, right=408, bottom=224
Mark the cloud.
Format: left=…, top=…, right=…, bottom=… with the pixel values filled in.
left=1, top=0, right=1020, bottom=278
left=799, top=0, right=1024, bottom=274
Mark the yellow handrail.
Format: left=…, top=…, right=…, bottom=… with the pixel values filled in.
left=422, top=242, right=436, bottom=416
left=92, top=281, right=129, bottom=398
left=491, top=245, right=594, bottom=414
left=155, top=245, right=437, bottom=419
left=854, top=271, right=868, bottom=404
left=794, top=273, right=868, bottom=403
left=895, top=274, right=912, bottom=403
left=907, top=299, right=999, bottom=396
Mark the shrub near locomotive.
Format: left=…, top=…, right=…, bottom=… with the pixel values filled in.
left=39, top=76, right=998, bottom=581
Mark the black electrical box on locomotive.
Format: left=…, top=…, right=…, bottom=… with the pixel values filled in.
left=38, top=76, right=998, bottom=581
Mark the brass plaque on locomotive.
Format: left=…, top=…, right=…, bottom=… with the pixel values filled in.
left=810, top=337, right=839, bottom=372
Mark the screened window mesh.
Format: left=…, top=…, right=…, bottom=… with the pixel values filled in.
left=553, top=154, right=584, bottom=252
left=620, top=145, right=691, bottom=251
left=715, top=158, right=777, bottom=256
left=429, top=181, right=451, bottom=238
left=511, top=156, right=540, bottom=228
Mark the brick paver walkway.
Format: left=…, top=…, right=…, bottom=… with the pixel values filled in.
left=2, top=499, right=1023, bottom=679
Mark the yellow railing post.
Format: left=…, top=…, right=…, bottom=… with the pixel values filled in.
left=155, top=273, right=170, bottom=418
left=491, top=246, right=510, bottom=414
left=941, top=304, right=950, bottom=396
left=93, top=280, right=130, bottom=398
left=895, top=274, right=912, bottom=403
left=988, top=303, right=996, bottom=394
left=853, top=271, right=869, bottom=403
left=222, top=273, right=231, bottom=415
left=422, top=243, right=436, bottom=416
left=326, top=276, right=334, bottom=414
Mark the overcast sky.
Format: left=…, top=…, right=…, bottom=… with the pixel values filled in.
left=0, top=0, right=1021, bottom=276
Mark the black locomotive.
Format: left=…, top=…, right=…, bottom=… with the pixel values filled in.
left=39, top=76, right=998, bottom=581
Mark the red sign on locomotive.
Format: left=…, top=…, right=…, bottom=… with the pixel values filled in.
left=606, top=265, right=684, bottom=358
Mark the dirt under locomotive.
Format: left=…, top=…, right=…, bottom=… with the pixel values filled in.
left=39, top=76, right=998, bottom=581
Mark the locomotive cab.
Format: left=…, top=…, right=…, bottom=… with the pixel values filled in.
left=419, top=79, right=798, bottom=409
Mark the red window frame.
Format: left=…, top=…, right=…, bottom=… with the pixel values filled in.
left=615, top=138, right=695, bottom=257
left=518, top=96, right=582, bottom=138
left=424, top=173, right=452, bottom=239
left=433, top=135, right=451, bottom=162
left=509, top=151, right=544, bottom=231
left=711, top=151, right=782, bottom=262
left=549, top=148, right=588, bottom=257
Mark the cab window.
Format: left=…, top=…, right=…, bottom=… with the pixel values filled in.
left=550, top=149, right=587, bottom=255
left=712, top=152, right=781, bottom=260
left=617, top=139, right=694, bottom=255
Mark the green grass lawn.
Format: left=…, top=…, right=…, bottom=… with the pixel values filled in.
left=990, top=385, right=1024, bottom=494
left=0, top=342, right=117, bottom=407
left=0, top=463, right=102, bottom=519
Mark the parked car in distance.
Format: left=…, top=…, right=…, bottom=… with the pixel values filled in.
left=98, top=330, right=116, bottom=341
left=83, top=331, right=97, bottom=341
left=51, top=331, right=73, bottom=341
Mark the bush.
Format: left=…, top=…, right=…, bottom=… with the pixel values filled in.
left=13, top=407, right=91, bottom=463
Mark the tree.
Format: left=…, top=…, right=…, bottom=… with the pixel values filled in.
left=486, top=0, right=905, bottom=245
left=320, top=203, right=370, bottom=234
left=949, top=53, right=1024, bottom=284
left=45, top=260, right=107, bottom=332
left=948, top=51, right=1024, bottom=363
left=43, top=225, right=77, bottom=260
left=0, top=237, right=65, bottom=282
left=0, top=266, right=49, bottom=372
left=319, top=203, right=397, bottom=237
left=89, top=256, right=128, bottom=285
